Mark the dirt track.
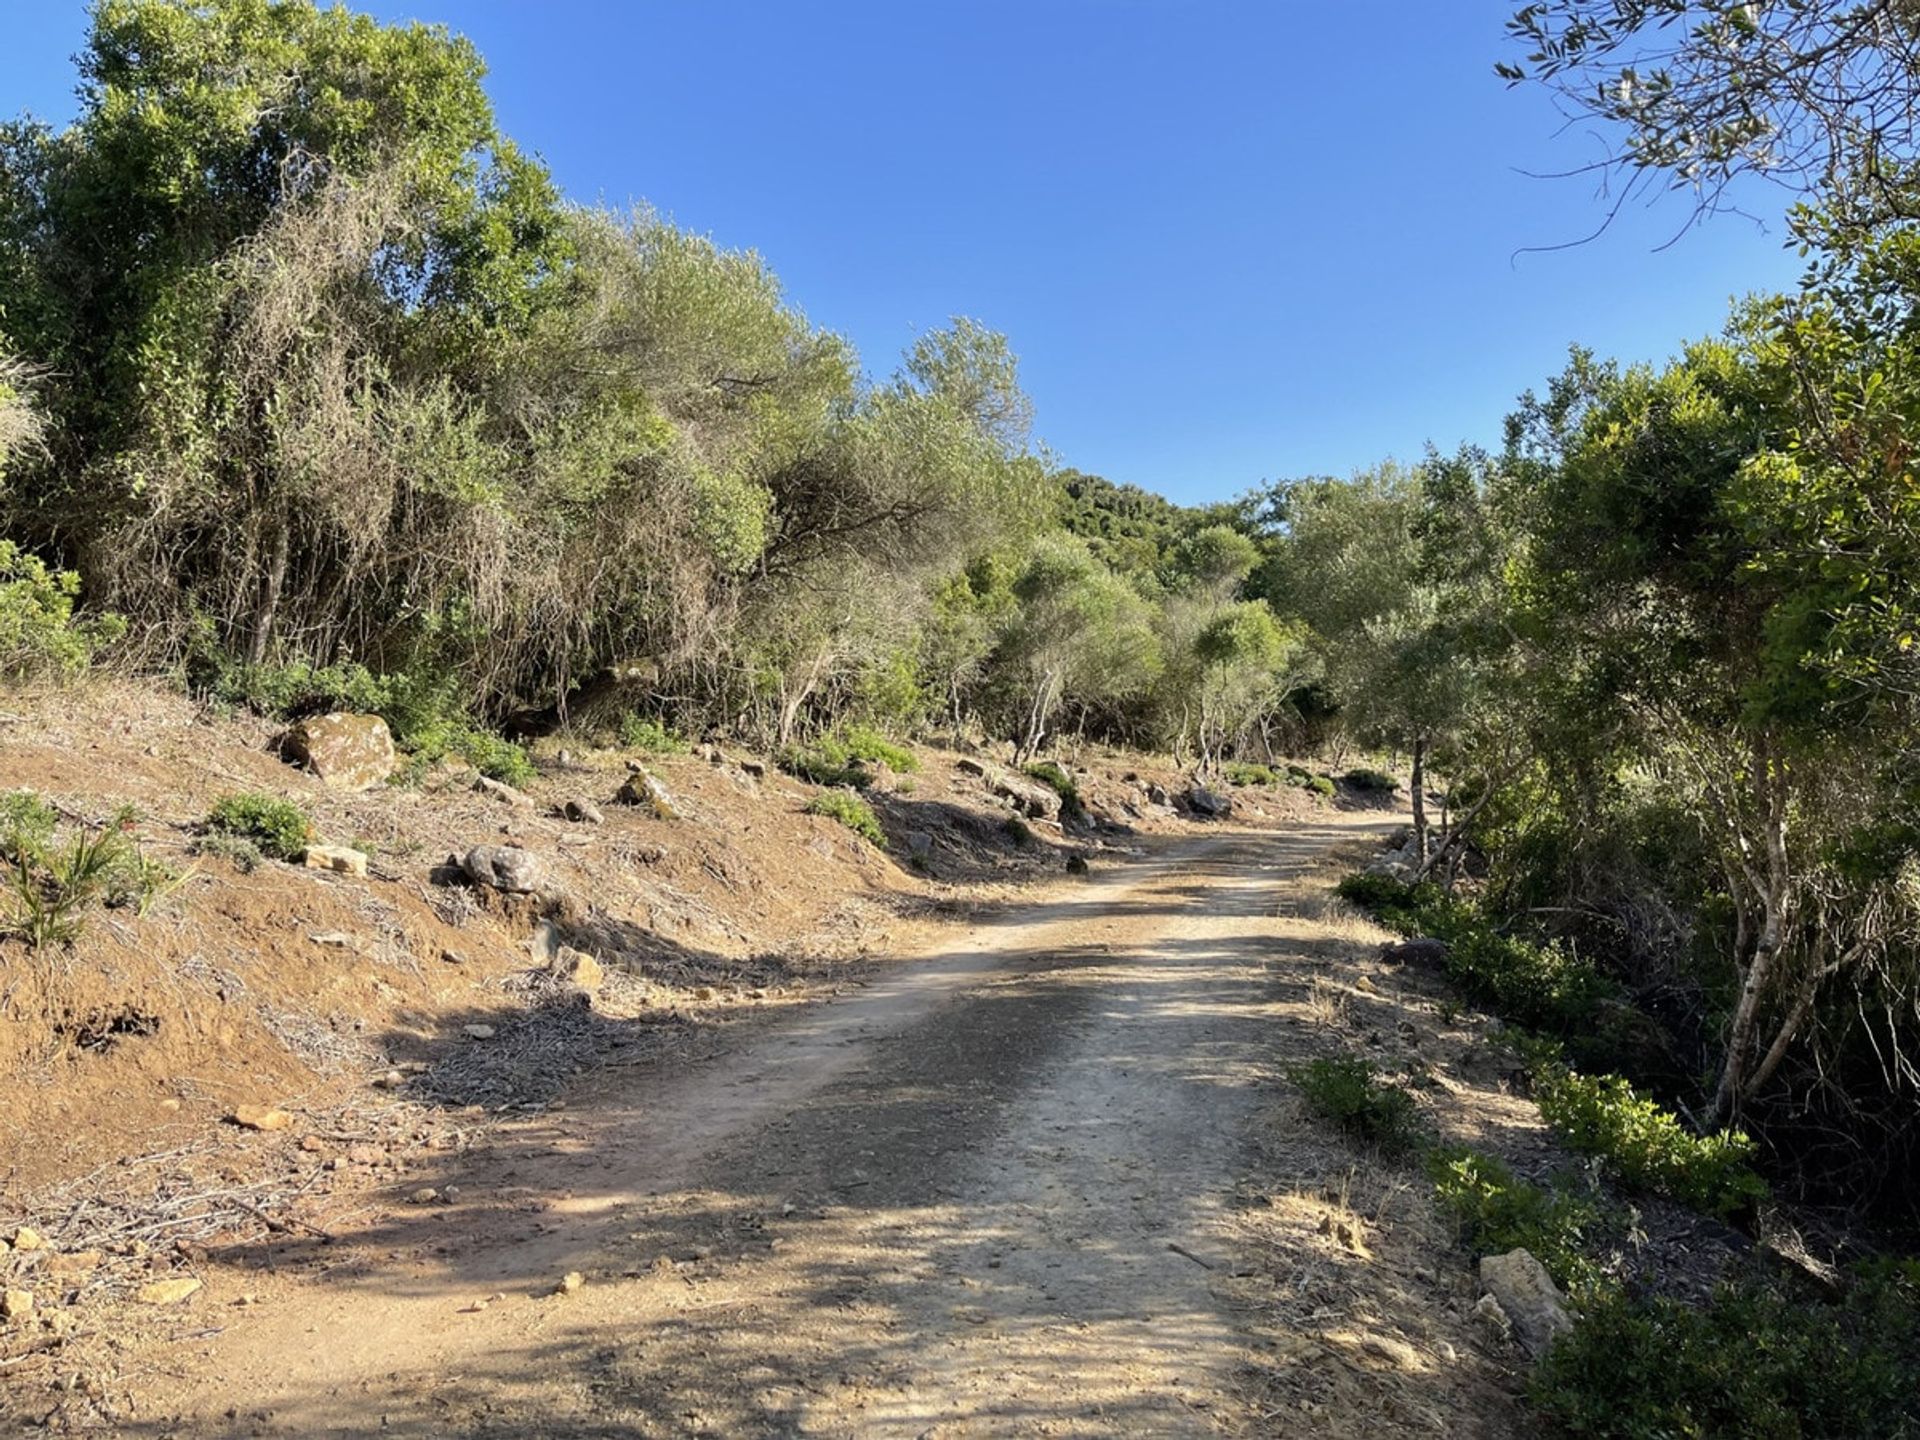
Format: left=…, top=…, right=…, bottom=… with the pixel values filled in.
left=126, top=814, right=1417, bottom=1437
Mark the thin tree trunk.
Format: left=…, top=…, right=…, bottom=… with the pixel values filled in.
left=1710, top=758, right=1792, bottom=1126
left=247, top=513, right=290, bottom=666
left=1410, top=736, right=1429, bottom=866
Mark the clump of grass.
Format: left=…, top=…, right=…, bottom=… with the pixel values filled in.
left=206, top=793, right=312, bottom=862
left=1290, top=1055, right=1424, bottom=1154
left=1224, top=761, right=1277, bottom=786
left=843, top=724, right=919, bottom=773
left=194, top=831, right=265, bottom=873
left=806, top=790, right=886, bottom=848
left=781, top=736, right=868, bottom=788
left=1343, top=767, right=1398, bottom=793
left=619, top=713, right=690, bottom=755
left=1426, top=1146, right=1608, bottom=1293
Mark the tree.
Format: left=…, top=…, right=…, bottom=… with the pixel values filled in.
left=1502, top=0, right=1920, bottom=232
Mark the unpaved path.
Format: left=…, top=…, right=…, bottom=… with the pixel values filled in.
left=131, top=814, right=1401, bottom=1437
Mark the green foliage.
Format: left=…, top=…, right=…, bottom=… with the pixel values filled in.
left=1003, top=815, right=1035, bottom=847
left=1531, top=1265, right=1920, bottom=1440
left=206, top=793, right=311, bottom=863
left=0, top=789, right=58, bottom=855
left=193, top=831, right=263, bottom=874
left=4, top=821, right=135, bottom=949
left=1290, top=1056, right=1424, bottom=1155
left=1023, top=760, right=1086, bottom=820
left=1534, top=1068, right=1767, bottom=1220
left=406, top=721, right=536, bottom=786
left=0, top=541, right=123, bottom=682
left=1343, top=767, right=1399, bottom=793
left=619, top=714, right=690, bottom=755
left=1426, top=1146, right=1607, bottom=1294
left=842, top=724, right=919, bottom=773
left=780, top=736, right=870, bottom=789
left=1304, top=773, right=1336, bottom=797
left=1224, top=762, right=1277, bottom=786
left=805, top=790, right=885, bottom=848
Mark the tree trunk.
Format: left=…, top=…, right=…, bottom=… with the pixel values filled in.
left=1709, top=758, right=1792, bottom=1126
left=1410, top=736, right=1429, bottom=866
left=247, top=513, right=290, bottom=666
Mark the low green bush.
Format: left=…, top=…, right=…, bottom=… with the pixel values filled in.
left=1291, top=1055, right=1424, bottom=1154
left=843, top=724, right=920, bottom=773
left=1426, top=1146, right=1608, bottom=1294
left=1224, top=762, right=1277, bottom=787
left=806, top=790, right=886, bottom=848
left=0, top=789, right=58, bottom=854
left=1306, top=774, right=1336, bottom=797
left=206, top=793, right=312, bottom=862
left=780, top=736, right=869, bottom=788
left=193, top=831, right=264, bottom=873
left=1003, top=815, right=1035, bottom=847
left=1534, top=1068, right=1767, bottom=1220
left=404, top=719, right=536, bottom=786
left=0, top=540, right=123, bottom=682
left=618, top=713, right=690, bottom=755
left=1531, top=1263, right=1920, bottom=1439
left=1024, top=760, right=1086, bottom=821
left=1343, top=767, right=1399, bottom=793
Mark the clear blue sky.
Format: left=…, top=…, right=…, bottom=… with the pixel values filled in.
left=1, top=2, right=1806, bottom=506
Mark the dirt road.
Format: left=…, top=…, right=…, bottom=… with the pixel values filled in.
left=132, top=815, right=1406, bottom=1437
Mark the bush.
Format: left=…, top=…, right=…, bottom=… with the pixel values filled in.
left=806, top=790, right=886, bottom=848
left=0, top=540, right=123, bottom=682
left=1024, top=760, right=1086, bottom=820
left=206, top=793, right=312, bottom=862
left=3, top=820, right=137, bottom=949
left=781, top=736, right=869, bottom=788
left=843, top=724, right=919, bottom=773
left=1534, top=1068, right=1767, bottom=1220
left=0, top=789, right=58, bottom=854
left=404, top=719, right=536, bottom=786
left=1306, top=774, right=1336, bottom=797
left=1003, top=815, right=1035, bottom=847
left=1224, top=762, right=1277, bottom=787
left=1531, top=1264, right=1920, bottom=1439
left=194, top=832, right=264, bottom=873
left=619, top=713, right=690, bottom=755
left=1343, top=767, right=1399, bottom=793
left=1427, top=1146, right=1607, bottom=1293
left=1291, top=1056, right=1424, bottom=1154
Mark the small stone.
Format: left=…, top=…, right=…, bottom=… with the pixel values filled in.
left=45, top=1250, right=102, bottom=1276
left=553, top=1271, right=585, bottom=1296
left=302, top=844, right=368, bottom=878
left=549, top=948, right=603, bottom=992
left=461, top=1024, right=497, bottom=1040
left=231, top=1104, right=293, bottom=1132
left=1479, top=1248, right=1572, bottom=1356
left=442, top=1186, right=462, bottom=1203
left=1354, top=976, right=1380, bottom=995
left=346, top=1144, right=383, bottom=1166
left=159, top=1098, right=182, bottom=1112
left=137, top=1277, right=203, bottom=1306
left=2, top=1289, right=33, bottom=1321
left=472, top=775, right=531, bottom=807
left=374, top=1070, right=406, bottom=1090
left=562, top=798, right=604, bottom=825
left=1066, top=855, right=1090, bottom=875
left=10, top=1227, right=43, bottom=1252
left=408, top=1187, right=439, bottom=1205
left=460, top=844, right=545, bottom=894
left=299, top=1134, right=326, bottom=1153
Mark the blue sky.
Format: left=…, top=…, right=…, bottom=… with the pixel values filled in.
left=1, top=2, right=1806, bottom=505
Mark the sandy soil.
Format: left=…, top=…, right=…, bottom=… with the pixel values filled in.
left=0, top=809, right=1528, bottom=1440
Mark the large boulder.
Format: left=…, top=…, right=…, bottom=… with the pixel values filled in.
left=1478, top=1248, right=1572, bottom=1357
left=460, top=845, right=545, bottom=895
left=990, top=772, right=1060, bottom=819
left=1185, top=785, right=1232, bottom=819
left=282, top=713, right=395, bottom=791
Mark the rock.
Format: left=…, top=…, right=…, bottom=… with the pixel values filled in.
left=461, top=845, right=545, bottom=894
left=1066, top=855, right=1090, bottom=875
left=230, top=1104, right=293, bottom=1132
left=409, top=1187, right=440, bottom=1205
left=1478, top=1248, right=1572, bottom=1356
left=904, top=831, right=935, bottom=861
left=562, top=797, right=604, bottom=825
left=1186, top=786, right=1232, bottom=819
left=1146, top=782, right=1171, bottom=807
left=10, top=1226, right=43, bottom=1252
left=374, top=1069, right=406, bottom=1090
left=616, top=764, right=679, bottom=819
left=1382, top=937, right=1449, bottom=968
left=472, top=774, right=531, bottom=807
left=461, top=1023, right=497, bottom=1040
left=549, top=947, right=603, bottom=993
left=299, top=1134, right=325, bottom=1153
left=346, top=1144, right=384, bottom=1166
left=137, top=1277, right=203, bottom=1306
left=45, top=1250, right=102, bottom=1277
left=302, top=843, right=368, bottom=877
left=553, top=1271, right=585, bottom=1296
left=991, top=772, right=1059, bottom=819
left=281, top=712, right=395, bottom=791
left=955, top=757, right=989, bottom=777
left=737, top=758, right=767, bottom=780
left=1, top=1289, right=32, bottom=1322
left=1470, top=1292, right=1512, bottom=1344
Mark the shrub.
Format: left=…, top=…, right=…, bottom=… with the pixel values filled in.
left=1291, top=1055, right=1424, bottom=1154
left=3, top=821, right=137, bottom=949
left=0, top=789, right=58, bottom=854
left=843, top=724, right=919, bottom=773
left=404, top=719, right=536, bottom=786
left=206, top=793, right=312, bottom=862
left=1024, top=760, right=1086, bottom=820
left=0, top=540, right=123, bottom=682
left=1426, top=1146, right=1607, bottom=1293
left=1306, top=774, right=1336, bottom=797
left=1531, top=1264, right=1920, bottom=1439
left=1003, top=815, right=1035, bottom=847
left=194, top=832, right=264, bottom=873
left=1533, top=1068, right=1767, bottom=1220
left=781, top=736, right=869, bottom=788
left=1343, top=767, right=1399, bottom=793
left=806, top=790, right=886, bottom=848
left=619, top=713, right=690, bottom=755
left=1224, top=762, right=1277, bottom=787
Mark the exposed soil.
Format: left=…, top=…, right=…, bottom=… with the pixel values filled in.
left=1, top=684, right=1553, bottom=1436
